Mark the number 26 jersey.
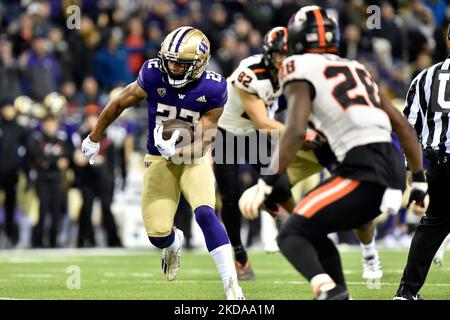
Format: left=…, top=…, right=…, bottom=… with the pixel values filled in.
left=279, top=53, right=392, bottom=162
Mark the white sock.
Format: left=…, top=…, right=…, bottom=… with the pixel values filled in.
left=310, top=273, right=336, bottom=296
left=166, top=231, right=181, bottom=251
left=209, top=244, right=238, bottom=289
left=360, top=231, right=377, bottom=258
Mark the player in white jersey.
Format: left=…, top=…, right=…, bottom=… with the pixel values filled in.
left=219, top=26, right=383, bottom=282
left=239, top=6, right=426, bottom=299
left=214, top=27, right=294, bottom=280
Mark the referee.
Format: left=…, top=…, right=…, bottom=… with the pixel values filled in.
left=394, top=26, right=450, bottom=300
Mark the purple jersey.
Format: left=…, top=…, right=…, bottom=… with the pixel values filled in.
left=137, top=58, right=227, bottom=155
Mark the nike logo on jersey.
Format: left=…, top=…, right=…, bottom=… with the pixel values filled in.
left=196, top=95, right=207, bottom=102
left=178, top=94, right=186, bottom=99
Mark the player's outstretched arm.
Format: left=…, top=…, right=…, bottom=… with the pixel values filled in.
left=237, top=87, right=285, bottom=134
left=89, top=81, right=147, bottom=142
left=175, top=107, right=223, bottom=159
left=82, top=81, right=146, bottom=165
left=379, top=92, right=423, bottom=174
left=380, top=91, right=428, bottom=214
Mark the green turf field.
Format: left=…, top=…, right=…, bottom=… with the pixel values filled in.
left=0, top=247, right=449, bottom=300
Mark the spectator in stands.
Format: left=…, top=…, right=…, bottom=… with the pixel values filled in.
left=28, top=114, right=71, bottom=248
left=0, top=36, right=22, bottom=103
left=66, top=16, right=101, bottom=88
left=404, top=0, right=437, bottom=61
left=72, top=105, right=122, bottom=248
left=369, top=1, right=405, bottom=60
left=422, top=0, right=447, bottom=28
left=0, top=101, right=27, bottom=248
left=340, top=24, right=372, bottom=61
left=204, top=3, right=229, bottom=55
left=76, top=76, right=102, bottom=107
left=22, top=32, right=61, bottom=100
left=411, top=51, right=433, bottom=79
left=126, top=17, right=146, bottom=76
left=94, top=28, right=134, bottom=90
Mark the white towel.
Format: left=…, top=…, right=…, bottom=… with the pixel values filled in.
left=379, top=188, right=403, bottom=215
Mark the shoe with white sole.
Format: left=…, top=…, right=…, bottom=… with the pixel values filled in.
left=161, top=229, right=184, bottom=281
left=393, top=285, right=423, bottom=300
left=225, top=277, right=245, bottom=300
left=362, top=252, right=383, bottom=280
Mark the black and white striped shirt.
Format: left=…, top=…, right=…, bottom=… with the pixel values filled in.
left=404, top=55, right=450, bottom=154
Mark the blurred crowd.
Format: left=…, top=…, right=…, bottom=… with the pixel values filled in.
left=1, top=0, right=450, bottom=249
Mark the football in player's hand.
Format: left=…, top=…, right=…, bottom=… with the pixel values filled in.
left=162, top=119, right=194, bottom=147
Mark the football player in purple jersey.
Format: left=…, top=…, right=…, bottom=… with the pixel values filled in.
left=81, top=27, right=244, bottom=300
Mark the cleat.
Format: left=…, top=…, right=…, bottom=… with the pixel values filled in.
left=161, top=229, right=184, bottom=281
left=393, top=285, right=424, bottom=300
left=362, top=253, right=383, bottom=280
left=225, top=277, right=245, bottom=300
left=235, top=260, right=256, bottom=281
left=315, top=285, right=349, bottom=300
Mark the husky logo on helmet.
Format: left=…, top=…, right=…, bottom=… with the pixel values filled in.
left=158, top=26, right=211, bottom=88
left=287, top=6, right=339, bottom=55
left=262, top=26, right=288, bottom=72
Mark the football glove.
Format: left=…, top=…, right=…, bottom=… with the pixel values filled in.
left=154, top=124, right=180, bottom=160
left=239, top=178, right=273, bottom=220
left=81, top=136, right=100, bottom=165
left=407, top=171, right=429, bottom=216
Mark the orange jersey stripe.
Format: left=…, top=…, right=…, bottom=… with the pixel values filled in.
left=252, top=68, right=267, bottom=74
left=293, top=176, right=344, bottom=213
left=312, top=9, right=326, bottom=47
left=293, top=177, right=360, bottom=218
left=302, top=180, right=359, bottom=218
left=306, top=47, right=338, bottom=54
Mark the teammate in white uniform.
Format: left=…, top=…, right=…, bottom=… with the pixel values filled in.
left=214, top=27, right=294, bottom=280
left=239, top=6, right=426, bottom=299
left=219, top=26, right=384, bottom=282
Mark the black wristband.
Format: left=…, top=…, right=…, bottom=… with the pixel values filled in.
left=412, top=170, right=426, bottom=182
left=262, top=173, right=281, bottom=187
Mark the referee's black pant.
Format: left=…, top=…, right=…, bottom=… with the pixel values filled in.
left=399, top=155, right=450, bottom=295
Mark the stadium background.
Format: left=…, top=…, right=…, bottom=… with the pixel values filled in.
left=0, top=0, right=450, bottom=300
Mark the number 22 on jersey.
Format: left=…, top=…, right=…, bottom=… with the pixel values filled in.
left=155, top=103, right=200, bottom=126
